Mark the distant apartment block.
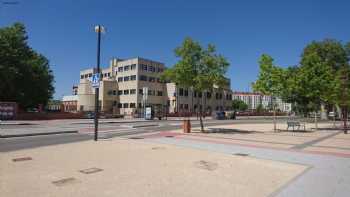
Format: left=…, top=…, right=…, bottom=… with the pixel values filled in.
left=232, top=91, right=291, bottom=112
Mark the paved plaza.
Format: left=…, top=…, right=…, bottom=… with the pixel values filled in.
left=1, top=121, right=349, bottom=196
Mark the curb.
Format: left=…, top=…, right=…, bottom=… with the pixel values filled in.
left=131, top=124, right=159, bottom=128
left=0, top=130, right=78, bottom=138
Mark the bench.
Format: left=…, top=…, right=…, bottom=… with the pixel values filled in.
left=287, top=121, right=305, bottom=131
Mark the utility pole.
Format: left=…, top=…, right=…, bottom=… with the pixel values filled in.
left=93, top=25, right=105, bottom=141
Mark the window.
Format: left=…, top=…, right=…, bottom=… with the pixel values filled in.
left=130, top=103, right=136, bottom=108
left=180, top=104, right=183, bottom=109
left=123, top=103, right=129, bottom=108
left=148, top=65, right=154, bottom=72
left=107, top=72, right=111, bottom=77
left=198, top=92, right=202, bottom=98
left=113, top=90, right=116, bottom=95
left=124, top=76, right=130, bottom=81
left=113, top=101, right=117, bottom=106
left=139, top=89, right=143, bottom=95
left=84, top=74, right=88, bottom=78
left=130, top=89, right=136, bottom=94
left=216, top=93, right=219, bottom=99
left=194, top=91, right=197, bottom=97
left=138, top=103, right=142, bottom=108
left=130, top=75, right=136, bottom=80
left=118, top=67, right=123, bottom=72
left=107, top=90, right=113, bottom=95
left=184, top=104, right=189, bottom=109
left=207, top=92, right=211, bottom=99
left=124, top=65, right=130, bottom=71
left=140, top=75, right=147, bottom=81
left=124, top=90, right=129, bottom=95
left=141, top=64, right=147, bottom=71
left=118, top=77, right=123, bottom=82
left=118, top=90, right=123, bottom=95
left=88, top=73, right=92, bottom=77
left=131, top=64, right=136, bottom=70
left=148, top=77, right=155, bottom=82
left=179, top=88, right=184, bottom=96
left=148, top=90, right=153, bottom=96
left=157, top=91, right=163, bottom=96
left=118, top=103, right=122, bottom=108
left=80, top=75, right=84, bottom=79
left=184, top=89, right=188, bottom=96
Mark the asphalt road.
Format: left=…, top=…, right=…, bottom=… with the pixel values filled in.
left=0, top=117, right=329, bottom=152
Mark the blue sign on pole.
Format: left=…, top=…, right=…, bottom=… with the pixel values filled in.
left=91, top=73, right=100, bottom=88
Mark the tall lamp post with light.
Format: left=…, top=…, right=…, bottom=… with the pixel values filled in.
left=93, top=25, right=105, bottom=141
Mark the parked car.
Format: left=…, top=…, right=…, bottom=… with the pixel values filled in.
left=215, top=111, right=226, bottom=120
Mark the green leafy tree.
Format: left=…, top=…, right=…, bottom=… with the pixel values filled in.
left=0, top=23, right=55, bottom=109
left=162, top=37, right=229, bottom=132
left=256, top=103, right=264, bottom=113
left=232, top=99, right=248, bottom=111
left=253, top=54, right=284, bottom=131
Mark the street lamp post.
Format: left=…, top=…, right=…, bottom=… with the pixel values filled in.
left=94, top=25, right=104, bottom=141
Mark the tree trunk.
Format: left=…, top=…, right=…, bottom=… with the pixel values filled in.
left=314, top=111, right=318, bottom=131
left=273, top=108, right=276, bottom=132
left=343, top=107, right=348, bottom=134
left=199, top=108, right=204, bottom=132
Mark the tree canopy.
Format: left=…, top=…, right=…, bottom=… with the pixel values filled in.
left=232, top=99, right=248, bottom=111
left=0, top=23, right=55, bottom=108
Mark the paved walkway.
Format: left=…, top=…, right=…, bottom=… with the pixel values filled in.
left=136, top=123, right=350, bottom=197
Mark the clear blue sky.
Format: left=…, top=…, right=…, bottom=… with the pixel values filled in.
left=1, top=0, right=350, bottom=99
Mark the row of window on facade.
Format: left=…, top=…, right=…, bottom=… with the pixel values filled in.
left=177, top=88, right=232, bottom=100
left=178, top=104, right=229, bottom=111
left=116, top=64, right=163, bottom=73
left=112, top=102, right=150, bottom=108
left=107, top=89, right=163, bottom=96
left=80, top=72, right=111, bottom=79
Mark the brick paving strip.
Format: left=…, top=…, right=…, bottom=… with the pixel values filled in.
left=290, top=131, right=342, bottom=150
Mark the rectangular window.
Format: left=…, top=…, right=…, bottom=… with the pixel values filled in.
left=138, top=103, right=142, bottom=108
left=148, top=77, right=155, bottom=82
left=131, top=64, right=136, bottom=70
left=107, top=72, right=110, bottom=77
left=179, top=88, right=184, bottom=96
left=207, top=92, right=211, bottom=99
left=118, top=103, right=122, bottom=108
left=198, top=92, right=202, bottom=98
left=113, top=90, right=116, bottom=95
left=184, top=89, right=188, bottom=96
left=118, top=77, right=123, bottom=82
left=184, top=104, right=189, bottom=109
left=88, top=73, right=92, bottom=77
left=80, top=75, right=84, bottom=79
left=180, top=104, right=183, bottom=109
left=194, top=91, right=197, bottom=97
left=157, top=91, right=163, bottom=96
left=118, top=90, right=123, bottom=95
left=139, top=89, right=143, bottom=95
left=118, top=67, right=123, bottom=72
left=130, top=75, right=136, bottom=80
left=123, top=103, right=129, bottom=108
left=130, top=103, right=136, bottom=108
left=124, top=65, right=130, bottom=71
left=84, top=74, right=88, bottom=78
left=148, top=65, right=153, bottom=72
left=124, top=76, right=130, bottom=81
left=124, top=90, right=129, bottom=95
left=140, top=75, right=147, bottom=81
left=142, top=64, right=148, bottom=71
left=130, top=89, right=136, bottom=94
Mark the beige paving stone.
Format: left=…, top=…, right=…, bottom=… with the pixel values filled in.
left=0, top=139, right=307, bottom=197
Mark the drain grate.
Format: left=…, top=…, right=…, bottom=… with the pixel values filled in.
left=233, top=153, right=249, bottom=157
left=12, top=157, right=32, bottom=162
left=129, top=137, right=144, bottom=139
left=52, top=177, right=79, bottom=186
left=194, top=160, right=218, bottom=171
left=79, top=167, right=103, bottom=174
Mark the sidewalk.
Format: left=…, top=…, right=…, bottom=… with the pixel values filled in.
left=1, top=138, right=307, bottom=197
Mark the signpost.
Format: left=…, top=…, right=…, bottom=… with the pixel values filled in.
left=91, top=73, right=100, bottom=88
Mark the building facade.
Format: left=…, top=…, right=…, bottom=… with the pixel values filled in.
left=77, top=57, right=167, bottom=116
left=232, top=91, right=291, bottom=112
